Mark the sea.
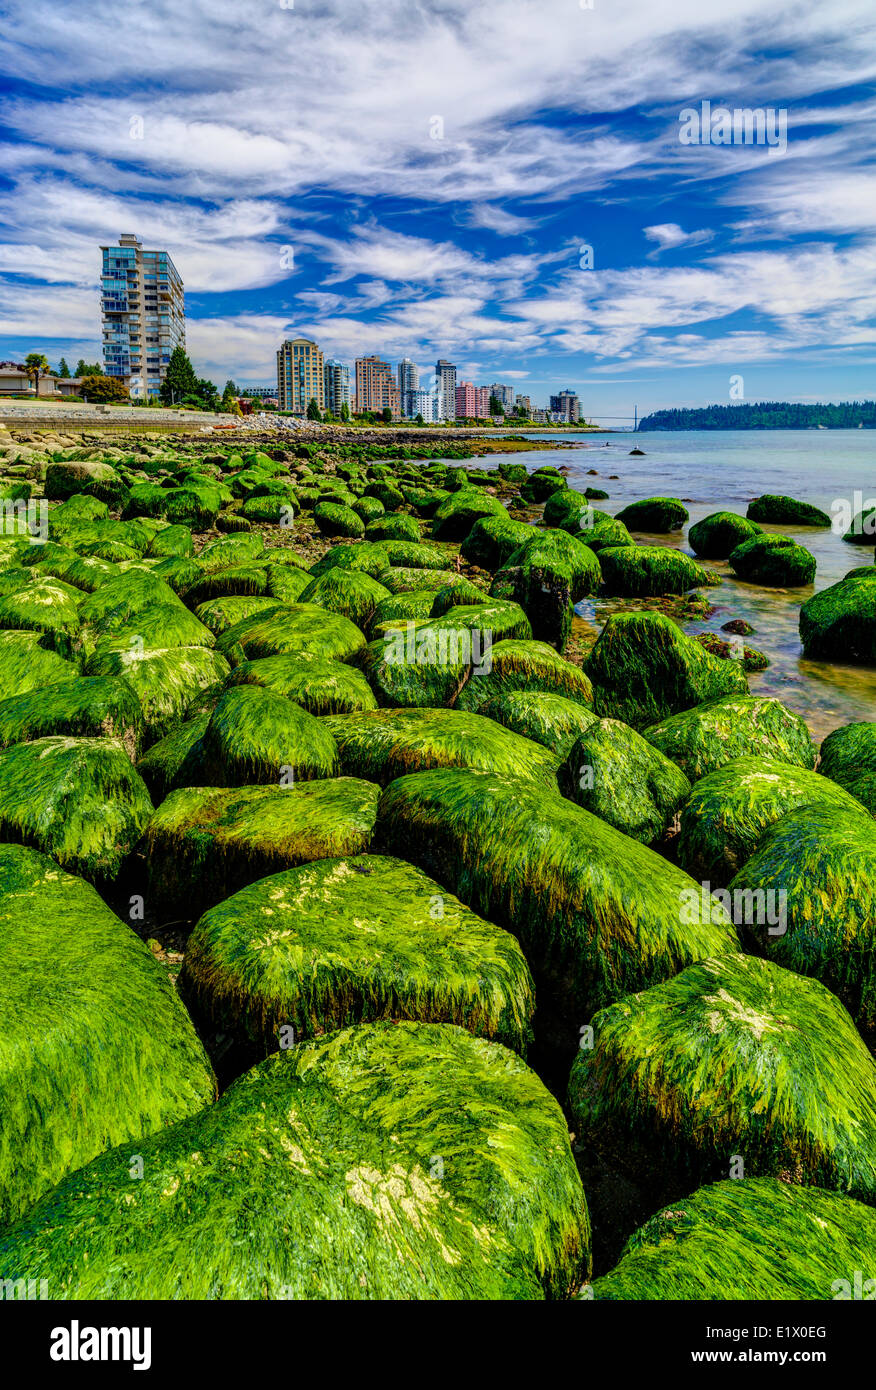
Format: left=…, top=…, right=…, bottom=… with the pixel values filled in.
left=518, top=428, right=876, bottom=741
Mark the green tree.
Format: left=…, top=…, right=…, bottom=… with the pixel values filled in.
left=196, top=378, right=219, bottom=409
left=489, top=394, right=504, bottom=416
left=306, top=397, right=322, bottom=421
left=80, top=374, right=130, bottom=403
left=415, top=412, right=425, bottom=425
left=24, top=353, right=49, bottom=395
left=74, top=360, right=102, bottom=378
left=381, top=406, right=392, bottom=424
left=220, top=380, right=239, bottom=412
left=340, top=400, right=350, bottom=422
left=57, top=357, right=71, bottom=379
left=160, top=346, right=199, bottom=406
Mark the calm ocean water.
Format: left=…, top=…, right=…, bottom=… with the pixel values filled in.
left=518, top=429, right=876, bottom=741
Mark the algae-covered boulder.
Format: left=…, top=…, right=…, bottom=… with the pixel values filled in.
left=460, top=513, right=535, bottom=570
left=591, top=1179, right=876, bottom=1301
left=678, top=755, right=865, bottom=885
left=0, top=629, right=78, bottom=697
left=298, top=569, right=390, bottom=629
left=377, top=566, right=460, bottom=595
left=0, top=675, right=142, bottom=753
left=520, top=467, right=566, bottom=504
left=584, top=612, right=748, bottom=729
left=432, top=491, right=507, bottom=541
left=577, top=514, right=634, bottom=553
left=457, top=638, right=594, bottom=713
left=729, top=533, right=816, bottom=586
left=542, top=487, right=596, bottom=532
left=217, top=603, right=367, bottom=666
left=361, top=628, right=471, bottom=709
left=78, top=570, right=214, bottom=653
left=146, top=778, right=379, bottom=916
left=747, top=494, right=832, bottom=527
left=135, top=713, right=210, bottom=802
left=0, top=844, right=215, bottom=1225
left=730, top=805, right=876, bottom=1033
left=819, top=721, right=876, bottom=812
left=87, top=645, right=230, bottom=745
left=0, top=577, right=81, bottom=653
left=643, top=695, right=817, bottom=782
left=559, top=718, right=690, bottom=844
left=569, top=953, right=876, bottom=1205
left=799, top=571, right=876, bottom=661
left=478, top=690, right=599, bottom=760
left=615, top=497, right=688, bottom=532
left=377, top=770, right=737, bottom=1019
left=224, top=653, right=377, bottom=715
left=182, top=562, right=269, bottom=607
left=44, top=459, right=120, bottom=501
left=0, top=1021, right=588, bottom=1300
left=687, top=510, right=762, bottom=559
left=182, top=856, right=535, bottom=1054
left=365, top=512, right=421, bottom=545
left=194, top=594, right=282, bottom=637
left=694, top=631, right=768, bottom=673
left=313, top=500, right=365, bottom=538
left=0, top=737, right=153, bottom=881
left=369, top=590, right=440, bottom=638
left=199, top=685, right=338, bottom=786
left=597, top=545, right=711, bottom=597
left=491, top=530, right=600, bottom=652
left=323, top=708, right=559, bottom=788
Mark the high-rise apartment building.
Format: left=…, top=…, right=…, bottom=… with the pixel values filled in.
left=355, top=355, right=399, bottom=415
left=405, top=388, right=434, bottom=420
left=514, top=394, right=532, bottom=415
left=455, top=382, right=491, bottom=419
left=277, top=338, right=325, bottom=414
left=435, top=360, right=457, bottom=420
left=550, top=390, right=581, bottom=422
left=489, top=382, right=514, bottom=411
left=100, top=234, right=185, bottom=398
left=397, top=358, right=421, bottom=417
left=323, top=358, right=351, bottom=416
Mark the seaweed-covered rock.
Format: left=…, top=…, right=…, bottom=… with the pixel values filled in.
left=520, top=468, right=566, bottom=504
left=88, top=645, right=230, bottom=745
left=616, top=497, right=688, bottom=533
left=351, top=495, right=385, bottom=525
left=182, top=856, right=535, bottom=1054
left=217, top=603, right=367, bottom=665
left=597, top=545, right=711, bottom=597
left=370, top=590, right=440, bottom=637
left=460, top=513, right=535, bottom=570
left=0, top=577, right=81, bottom=653
left=146, top=778, right=379, bottom=916
left=0, top=629, right=78, bottom=696
left=135, top=713, right=210, bottom=801
left=313, top=500, right=365, bottom=538
left=0, top=737, right=152, bottom=881
left=819, top=721, right=876, bottom=812
left=432, top=491, right=507, bottom=541
left=372, top=540, right=450, bottom=571
left=577, top=515, right=634, bottom=553
left=643, top=695, right=816, bottom=782
left=0, top=845, right=215, bottom=1225
left=542, top=488, right=597, bottom=532
left=360, top=629, right=471, bottom=709
left=199, top=685, right=338, bottom=786
left=458, top=638, right=594, bottom=712
left=678, top=755, right=865, bottom=885
left=478, top=690, right=599, bottom=759
left=694, top=631, right=768, bottom=673
left=182, top=563, right=269, bottom=607
left=377, top=566, right=460, bottom=595
left=799, top=571, right=876, bottom=661
left=688, top=511, right=762, bottom=559
left=491, top=532, right=600, bottom=652
left=729, top=533, right=816, bottom=586
left=364, top=512, right=421, bottom=545
left=298, top=569, right=390, bottom=629
left=0, top=1021, right=588, bottom=1300
left=79, top=570, right=214, bottom=653
left=44, top=459, right=120, bottom=501
left=730, top=805, right=876, bottom=1032
left=377, top=770, right=737, bottom=1019
left=0, top=675, right=142, bottom=753
left=224, top=653, right=377, bottom=714
left=324, top=708, right=559, bottom=788
left=194, top=594, right=282, bottom=636
left=147, top=523, right=194, bottom=559
left=569, top=954, right=876, bottom=1206
left=841, top=506, right=876, bottom=544
left=747, top=494, right=832, bottom=527
left=591, top=1179, right=876, bottom=1301
left=559, top=718, right=690, bottom=844
left=585, top=612, right=748, bottom=729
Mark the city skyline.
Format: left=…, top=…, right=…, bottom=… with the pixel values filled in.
left=0, top=0, right=873, bottom=422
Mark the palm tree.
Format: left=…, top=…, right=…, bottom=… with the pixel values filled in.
left=24, top=353, right=50, bottom=397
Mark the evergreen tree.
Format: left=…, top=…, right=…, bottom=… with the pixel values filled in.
left=57, top=357, right=71, bottom=379
left=160, top=346, right=199, bottom=406
left=340, top=400, right=350, bottom=422
left=306, top=397, right=322, bottom=421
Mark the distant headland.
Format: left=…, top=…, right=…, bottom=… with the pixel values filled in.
left=637, top=401, right=876, bottom=431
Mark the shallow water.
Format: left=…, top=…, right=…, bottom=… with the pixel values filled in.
left=518, top=430, right=876, bottom=741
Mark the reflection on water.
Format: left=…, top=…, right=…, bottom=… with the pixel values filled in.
left=520, top=429, right=876, bottom=741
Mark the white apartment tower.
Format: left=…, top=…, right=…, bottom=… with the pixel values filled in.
left=100, top=234, right=185, bottom=398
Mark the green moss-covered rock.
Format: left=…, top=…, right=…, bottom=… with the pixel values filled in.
left=520, top=468, right=565, bottom=504
left=678, top=755, right=865, bottom=885
left=559, top=718, right=690, bottom=844
left=351, top=495, right=385, bottom=524
left=324, top=708, right=559, bottom=788
left=78, top=571, right=215, bottom=652
left=377, top=770, right=737, bottom=1018
left=34, top=550, right=120, bottom=594
left=0, top=845, right=215, bottom=1225
left=224, top=653, right=377, bottom=714
left=585, top=612, right=748, bottom=729
left=578, top=515, right=634, bottom=553
left=747, top=494, right=832, bottom=527
left=183, top=855, right=535, bottom=1055
left=591, top=1179, right=876, bottom=1300
left=799, top=571, right=876, bottom=661
left=0, top=736, right=153, bottom=881
left=616, top=497, right=688, bottom=533
left=0, top=577, right=81, bottom=653
left=364, top=512, right=420, bottom=544
left=182, top=563, right=269, bottom=607
left=687, top=510, right=762, bottom=559
left=147, top=523, right=194, bottom=559
left=478, top=690, right=598, bottom=760
left=458, top=638, right=594, bottom=713
left=364, top=479, right=405, bottom=511
left=597, top=545, right=711, bottom=597
left=432, top=491, right=507, bottom=541
left=569, top=953, right=876, bottom=1205
left=369, top=589, right=440, bottom=637
left=0, top=629, right=78, bottom=696
left=194, top=594, right=282, bottom=637
left=819, top=721, right=876, bottom=812
left=460, top=513, right=536, bottom=570
left=730, top=805, right=876, bottom=1032
left=694, top=631, right=768, bottom=672
left=86, top=645, right=230, bottom=745
left=729, top=533, right=816, bottom=586
left=372, top=540, right=450, bottom=570
left=643, top=695, right=817, bottom=782
left=217, top=603, right=367, bottom=665
left=376, top=566, right=460, bottom=595
left=0, top=1020, right=588, bottom=1300
left=360, top=630, right=471, bottom=709
left=298, top=569, right=390, bottom=629
left=542, top=488, right=597, bottom=532
left=44, top=459, right=120, bottom=501
left=491, top=533, right=598, bottom=652
left=314, top=500, right=365, bottom=539
left=199, top=685, right=338, bottom=786
left=0, top=675, right=142, bottom=753
left=135, top=713, right=210, bottom=801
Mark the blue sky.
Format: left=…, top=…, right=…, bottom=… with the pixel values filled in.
left=0, top=0, right=874, bottom=420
